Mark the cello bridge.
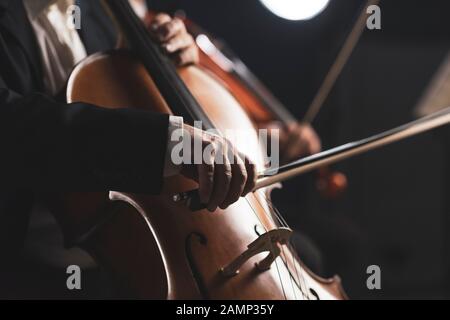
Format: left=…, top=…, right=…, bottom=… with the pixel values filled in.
left=220, top=227, right=293, bottom=277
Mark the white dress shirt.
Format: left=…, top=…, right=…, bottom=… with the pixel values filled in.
left=23, top=0, right=87, bottom=95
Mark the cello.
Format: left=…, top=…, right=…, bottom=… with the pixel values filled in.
left=46, top=0, right=347, bottom=300
left=45, top=0, right=450, bottom=300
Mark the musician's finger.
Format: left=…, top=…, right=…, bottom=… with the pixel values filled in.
left=207, top=143, right=232, bottom=212
left=198, top=159, right=215, bottom=206
left=153, top=17, right=186, bottom=42
left=149, top=13, right=172, bottom=35
left=220, top=150, right=247, bottom=209
left=163, top=33, right=195, bottom=53
left=243, top=156, right=257, bottom=196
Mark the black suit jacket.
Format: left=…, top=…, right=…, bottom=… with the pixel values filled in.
left=0, top=0, right=170, bottom=258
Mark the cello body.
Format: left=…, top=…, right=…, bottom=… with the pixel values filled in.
left=47, top=50, right=347, bottom=300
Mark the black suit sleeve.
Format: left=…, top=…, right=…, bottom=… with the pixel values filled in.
left=0, top=78, right=170, bottom=194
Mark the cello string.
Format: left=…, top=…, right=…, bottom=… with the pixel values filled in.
left=252, top=189, right=306, bottom=298
left=251, top=190, right=309, bottom=299
left=247, top=194, right=300, bottom=300
left=268, top=198, right=311, bottom=300
left=242, top=196, right=289, bottom=300
left=272, top=203, right=312, bottom=300
left=274, top=251, right=289, bottom=299
left=261, top=193, right=310, bottom=300
left=253, top=190, right=308, bottom=299
left=256, top=189, right=312, bottom=300
left=261, top=191, right=312, bottom=300
left=279, top=244, right=299, bottom=300
left=260, top=191, right=301, bottom=299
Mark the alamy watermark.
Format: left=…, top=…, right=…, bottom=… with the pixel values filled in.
left=169, top=121, right=280, bottom=174
left=367, top=5, right=382, bottom=30
left=366, top=265, right=381, bottom=290
left=67, top=5, right=82, bottom=30
left=66, top=4, right=382, bottom=31
left=66, top=265, right=82, bottom=290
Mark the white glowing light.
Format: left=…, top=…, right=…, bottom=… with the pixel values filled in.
left=260, top=0, right=330, bottom=21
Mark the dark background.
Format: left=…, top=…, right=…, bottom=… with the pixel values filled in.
left=151, top=0, right=450, bottom=299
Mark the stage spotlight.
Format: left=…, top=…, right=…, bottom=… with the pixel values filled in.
left=260, top=0, right=330, bottom=21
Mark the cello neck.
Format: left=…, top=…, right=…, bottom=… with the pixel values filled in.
left=103, top=0, right=214, bottom=129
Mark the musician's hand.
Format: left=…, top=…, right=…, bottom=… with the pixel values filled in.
left=149, top=13, right=199, bottom=66
left=268, top=122, right=322, bottom=163
left=180, top=125, right=257, bottom=212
